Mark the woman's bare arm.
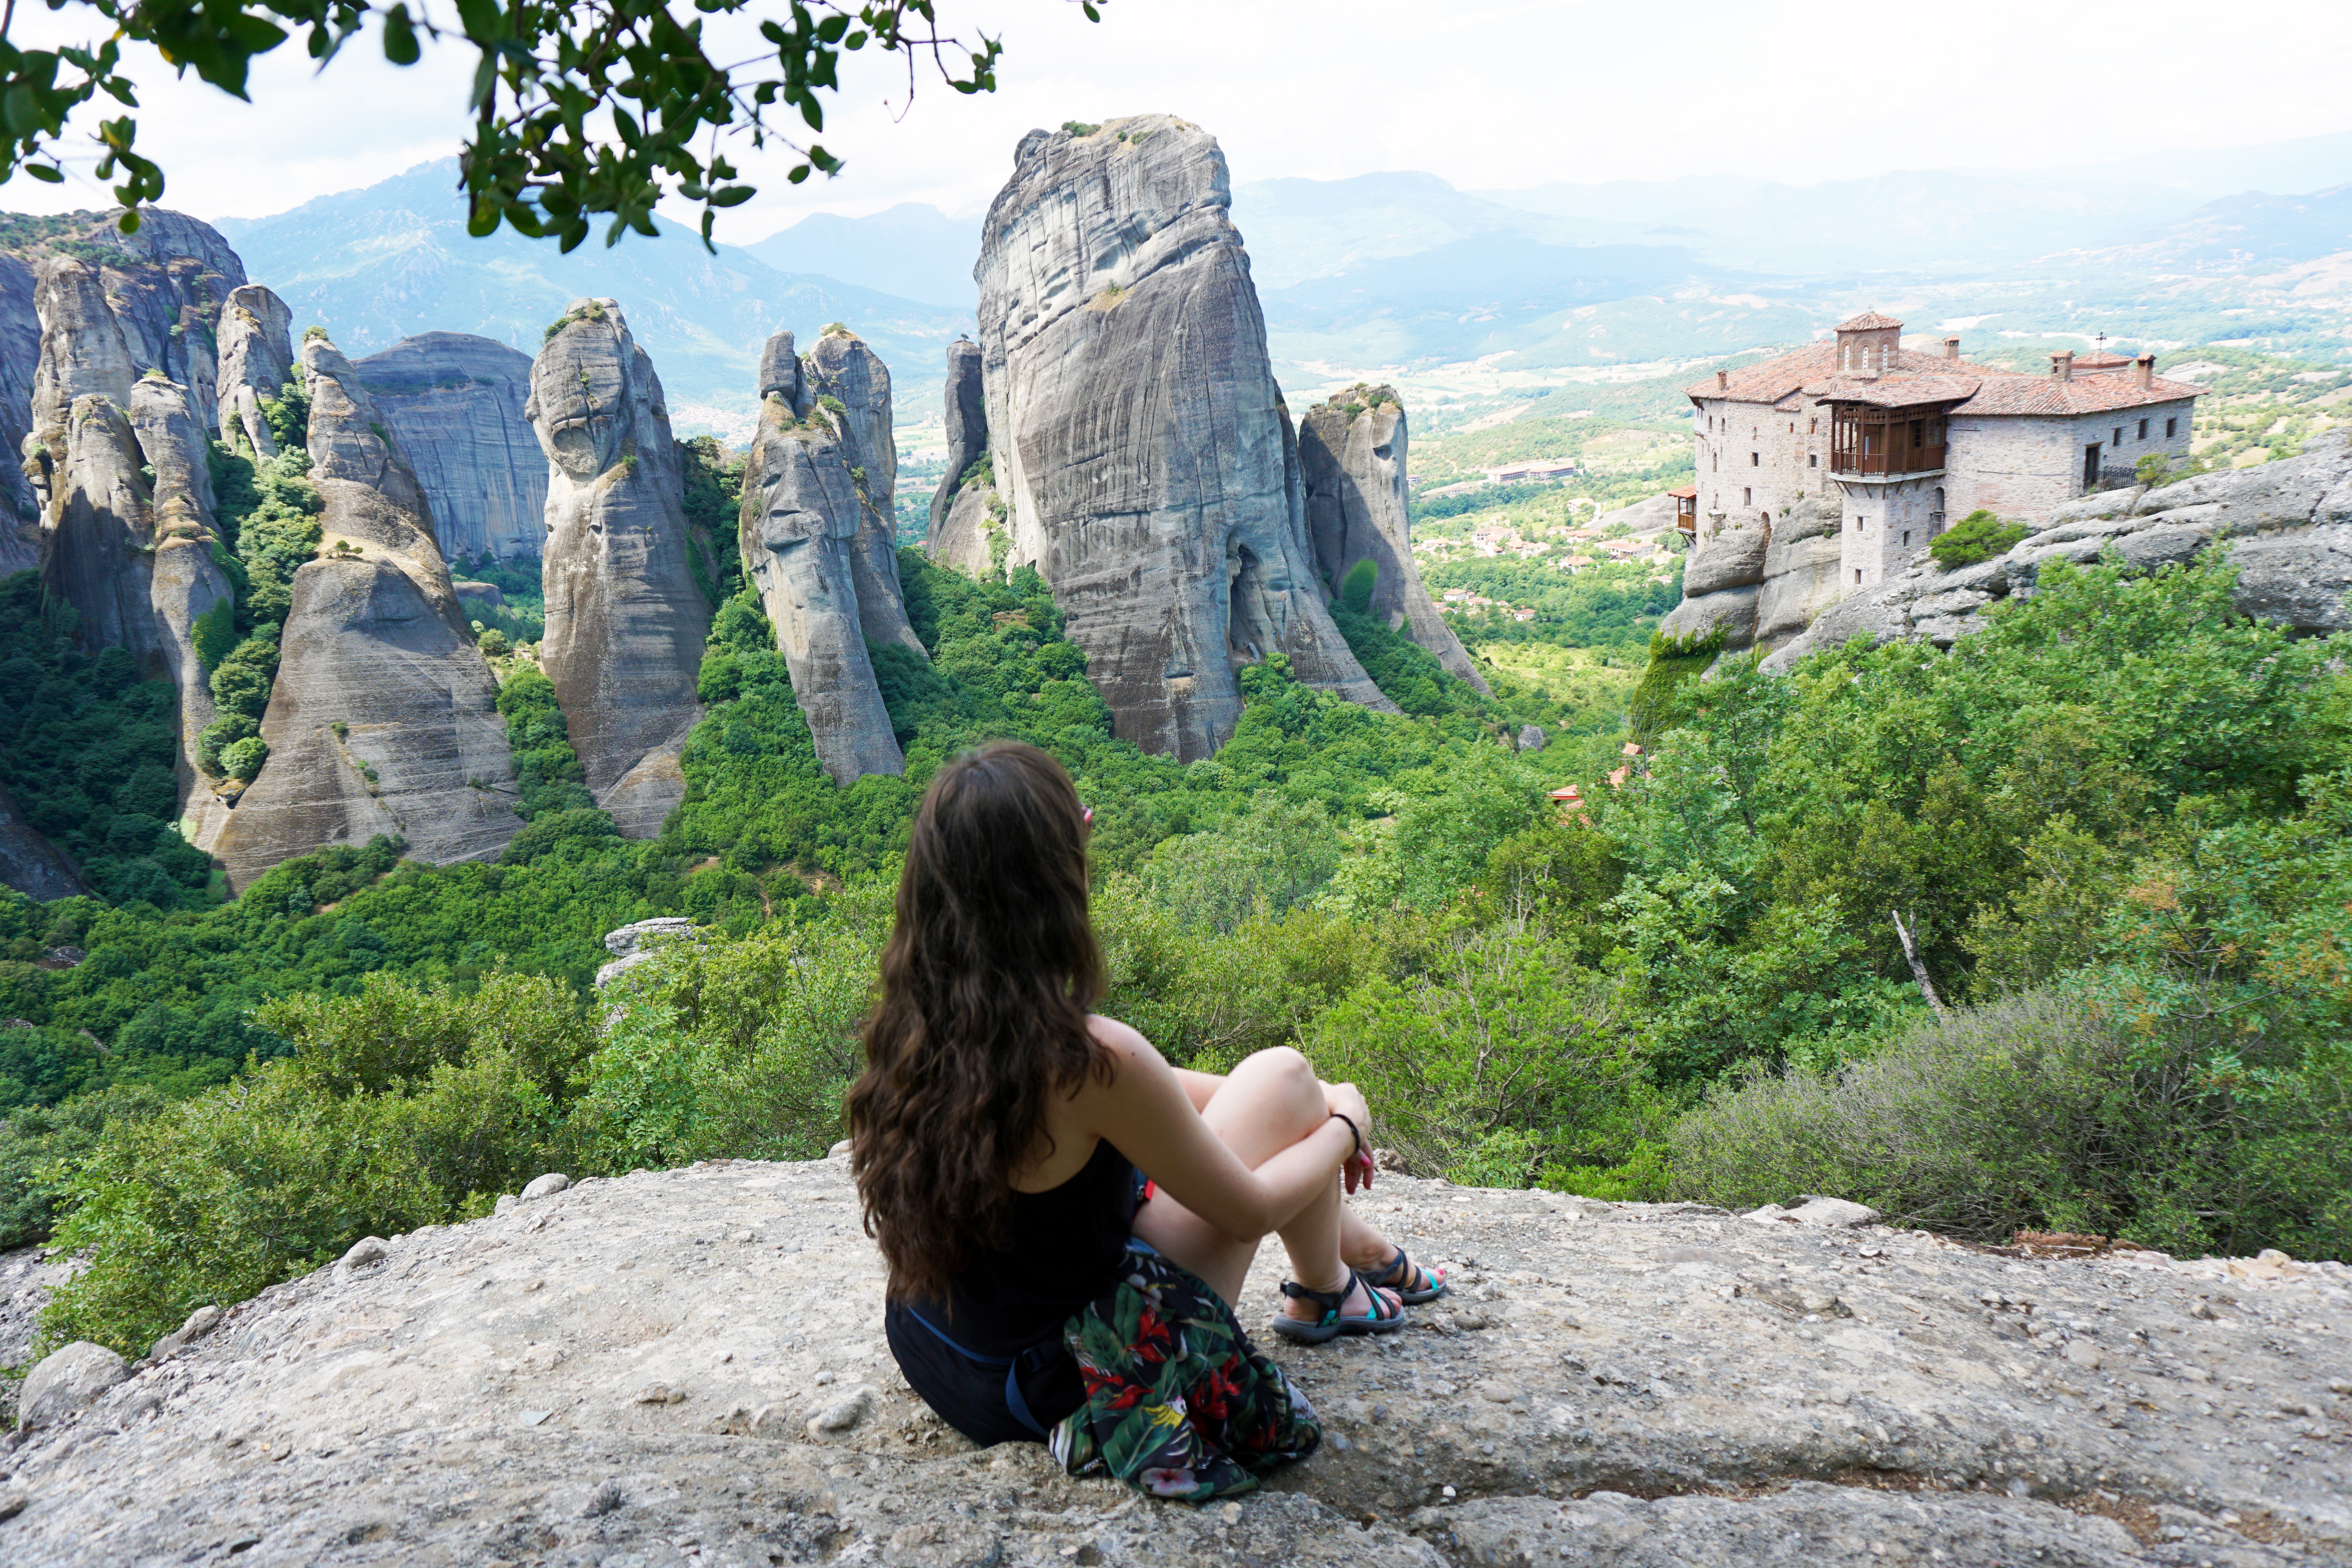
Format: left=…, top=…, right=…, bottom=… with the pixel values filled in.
left=1172, top=1066, right=1223, bottom=1112
left=1078, top=1021, right=1354, bottom=1241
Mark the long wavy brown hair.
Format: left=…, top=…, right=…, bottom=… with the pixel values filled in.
left=848, top=740, right=1110, bottom=1302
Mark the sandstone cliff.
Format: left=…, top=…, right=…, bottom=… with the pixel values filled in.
left=1758, top=431, right=2352, bottom=673
left=802, top=326, right=925, bottom=658
left=26, top=211, right=245, bottom=439
left=214, top=283, right=295, bottom=458
left=739, top=350, right=906, bottom=786
left=7, top=1153, right=2345, bottom=1566
left=526, top=301, right=708, bottom=837
left=0, top=254, right=42, bottom=575
left=924, top=336, right=989, bottom=559
left=1297, top=386, right=1488, bottom=693
left=359, top=331, right=548, bottom=563
left=203, top=336, right=517, bottom=888
left=976, top=115, right=1391, bottom=759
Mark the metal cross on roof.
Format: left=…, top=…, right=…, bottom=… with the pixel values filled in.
left=2094, top=332, right=2109, bottom=350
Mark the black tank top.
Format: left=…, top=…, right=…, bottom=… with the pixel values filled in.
left=883, top=1136, right=1139, bottom=1445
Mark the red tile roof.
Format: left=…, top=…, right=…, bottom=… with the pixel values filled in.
left=1837, top=310, right=1904, bottom=331
left=1690, top=341, right=2205, bottom=418
left=1942, top=373, right=2204, bottom=416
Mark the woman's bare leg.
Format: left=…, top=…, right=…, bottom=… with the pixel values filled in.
left=1130, top=1047, right=1401, bottom=1323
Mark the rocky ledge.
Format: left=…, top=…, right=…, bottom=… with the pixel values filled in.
left=4, top=1158, right=2347, bottom=1566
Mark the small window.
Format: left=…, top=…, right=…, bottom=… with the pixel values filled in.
left=1855, top=568, right=1863, bottom=584
left=1788, top=423, right=1795, bottom=434
left=2113, top=426, right=2123, bottom=446
left=1809, top=454, right=1817, bottom=468
left=1743, top=487, right=1752, bottom=507
left=2137, top=418, right=2148, bottom=441
left=2167, top=417, right=2177, bottom=438
left=1902, top=530, right=1911, bottom=546
left=1751, top=451, right=1760, bottom=467
left=1809, top=417, right=1818, bottom=434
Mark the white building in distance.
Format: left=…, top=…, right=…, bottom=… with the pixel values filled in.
left=1682, top=312, right=2204, bottom=588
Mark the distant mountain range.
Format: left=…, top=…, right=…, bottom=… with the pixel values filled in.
left=215, top=161, right=974, bottom=420
left=192, top=129, right=2352, bottom=417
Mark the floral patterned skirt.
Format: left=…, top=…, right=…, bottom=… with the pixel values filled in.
left=1047, top=1242, right=1321, bottom=1502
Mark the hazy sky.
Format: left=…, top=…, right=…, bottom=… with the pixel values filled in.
left=4, top=0, right=2348, bottom=241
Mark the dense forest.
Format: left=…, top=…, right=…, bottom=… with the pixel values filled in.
left=1, top=429, right=2345, bottom=1368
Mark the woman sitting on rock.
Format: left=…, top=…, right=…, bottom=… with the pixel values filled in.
left=849, top=740, right=1445, bottom=1502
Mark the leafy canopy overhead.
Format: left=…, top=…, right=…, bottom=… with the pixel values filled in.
left=0, top=0, right=1105, bottom=252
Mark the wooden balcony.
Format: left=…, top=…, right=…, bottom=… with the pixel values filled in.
left=1829, top=405, right=1947, bottom=478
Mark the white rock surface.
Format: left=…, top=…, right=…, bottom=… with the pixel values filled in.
left=2, top=1165, right=2346, bottom=1563
left=16, top=1340, right=126, bottom=1430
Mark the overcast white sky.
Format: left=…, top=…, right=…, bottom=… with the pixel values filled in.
left=4, top=0, right=2349, bottom=240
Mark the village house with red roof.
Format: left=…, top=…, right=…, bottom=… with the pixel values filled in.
left=1684, top=313, right=2203, bottom=588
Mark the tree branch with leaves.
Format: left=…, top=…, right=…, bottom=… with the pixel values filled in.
left=0, top=0, right=1104, bottom=249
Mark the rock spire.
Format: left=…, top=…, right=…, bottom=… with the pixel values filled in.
left=925, top=338, right=987, bottom=548
left=1296, top=386, right=1488, bottom=693
left=973, top=114, right=1392, bottom=760
left=739, top=329, right=905, bottom=785
left=213, top=283, right=295, bottom=458
left=202, top=334, right=518, bottom=887
left=801, top=326, right=925, bottom=658
left=359, top=331, right=548, bottom=563
left=24, top=254, right=233, bottom=800
left=526, top=300, right=710, bottom=837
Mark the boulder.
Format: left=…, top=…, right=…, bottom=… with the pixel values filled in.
left=802, top=327, right=924, bottom=658
left=975, top=114, right=1390, bottom=759
left=1297, top=387, right=1488, bottom=693
left=1659, top=583, right=1758, bottom=647
left=203, top=336, right=519, bottom=888
left=0, top=777, right=92, bottom=901
left=1516, top=724, right=1545, bottom=752
left=925, top=338, right=987, bottom=551
left=527, top=301, right=710, bottom=837
left=597, top=916, right=703, bottom=986
left=737, top=370, right=905, bottom=785
left=356, top=331, right=548, bottom=565
left=4, top=1159, right=2344, bottom=1564
left=17, top=1341, right=125, bottom=1431
left=213, top=283, right=294, bottom=458
left=2228, top=524, right=2352, bottom=632
left=1682, top=517, right=1770, bottom=599
left=1593, top=492, right=1678, bottom=535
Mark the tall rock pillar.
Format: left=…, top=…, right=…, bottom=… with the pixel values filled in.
left=1297, top=386, right=1488, bottom=693
left=975, top=114, right=1391, bottom=760
left=215, top=283, right=295, bottom=458
left=205, top=335, right=518, bottom=888
left=924, top=338, right=1000, bottom=577
left=801, top=327, right=925, bottom=658
left=527, top=299, right=710, bottom=837
left=739, top=330, right=905, bottom=786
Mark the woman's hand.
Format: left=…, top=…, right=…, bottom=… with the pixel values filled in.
left=1323, top=1082, right=1375, bottom=1193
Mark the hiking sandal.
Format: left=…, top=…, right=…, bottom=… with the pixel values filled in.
left=1365, top=1247, right=1448, bottom=1305
left=1270, top=1268, right=1406, bottom=1345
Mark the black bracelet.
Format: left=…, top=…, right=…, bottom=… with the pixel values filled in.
left=1329, top=1111, right=1363, bottom=1160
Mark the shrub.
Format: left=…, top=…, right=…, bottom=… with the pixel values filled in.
left=38, top=971, right=590, bottom=1358
left=220, top=736, right=268, bottom=781
left=1060, top=121, right=1101, bottom=137
left=1929, top=509, right=2028, bottom=570
left=1666, top=992, right=2352, bottom=1256
left=577, top=914, right=881, bottom=1167
left=478, top=628, right=511, bottom=657
left=1339, top=558, right=1378, bottom=613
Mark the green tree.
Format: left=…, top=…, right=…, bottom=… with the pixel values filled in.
left=1, top=2, right=1100, bottom=251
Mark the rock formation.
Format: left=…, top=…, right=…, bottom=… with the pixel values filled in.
left=1757, top=430, right=2352, bottom=673
left=739, top=341, right=906, bottom=785
left=526, top=301, right=709, bottom=836
left=975, top=114, right=1391, bottom=760
left=24, top=256, right=235, bottom=799
left=0, top=254, right=43, bottom=575
left=202, top=336, right=518, bottom=887
left=1296, top=385, right=1487, bottom=693
left=26, top=210, right=245, bottom=440
left=1659, top=492, right=1846, bottom=666
left=358, top=331, right=548, bottom=563
left=0, top=778, right=92, bottom=901
left=802, top=326, right=926, bottom=658
left=6, top=1153, right=2346, bottom=1565
left=922, top=338, right=997, bottom=576
left=213, top=283, right=295, bottom=457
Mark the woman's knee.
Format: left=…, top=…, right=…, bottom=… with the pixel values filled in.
left=1231, top=1045, right=1317, bottom=1096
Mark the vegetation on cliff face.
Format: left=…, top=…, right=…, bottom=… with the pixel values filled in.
left=7, top=529, right=2350, bottom=1359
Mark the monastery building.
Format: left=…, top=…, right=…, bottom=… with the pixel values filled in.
left=1681, top=312, right=2204, bottom=588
